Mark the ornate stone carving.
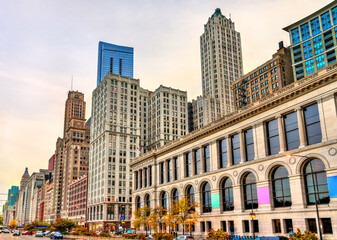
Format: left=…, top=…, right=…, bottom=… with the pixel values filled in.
left=289, top=157, right=296, bottom=165
left=233, top=171, right=238, bottom=177
left=195, top=180, right=198, bottom=185
left=212, top=176, right=216, bottom=181
left=258, top=164, right=264, bottom=171
left=180, top=183, right=183, bottom=188
left=328, top=147, right=337, bottom=156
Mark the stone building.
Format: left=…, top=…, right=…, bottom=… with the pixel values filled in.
left=131, top=64, right=337, bottom=239
left=68, top=175, right=87, bottom=225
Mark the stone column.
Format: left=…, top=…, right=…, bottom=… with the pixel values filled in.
left=233, top=185, right=243, bottom=213
left=200, top=146, right=205, bottom=173
left=138, top=170, right=141, bottom=190
left=240, top=130, right=246, bottom=163
left=288, top=175, right=305, bottom=209
left=227, top=137, right=232, bottom=167
left=278, top=115, right=287, bottom=153
left=317, top=98, right=328, bottom=142
left=212, top=140, right=220, bottom=170
left=165, top=160, right=169, bottom=183
left=191, top=151, right=196, bottom=176
left=296, top=107, right=307, bottom=148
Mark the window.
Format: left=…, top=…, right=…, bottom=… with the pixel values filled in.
left=186, top=185, right=195, bottom=208
left=172, top=188, right=179, bottom=203
left=266, top=119, right=280, bottom=155
left=284, top=112, right=300, bottom=150
left=219, top=139, right=228, bottom=168
left=284, top=219, right=293, bottom=233
left=200, top=222, right=205, bottom=232
left=149, top=166, right=152, bottom=186
left=174, top=157, right=179, bottom=180
left=194, top=149, right=201, bottom=175
left=243, top=172, right=258, bottom=210
left=135, top=171, right=138, bottom=189
left=321, top=11, right=332, bottom=31
left=144, top=168, right=147, bottom=188
left=135, top=196, right=141, bottom=210
left=160, top=162, right=165, bottom=184
left=243, top=220, right=250, bottom=233
left=139, top=169, right=143, bottom=188
left=221, top=178, right=234, bottom=211
left=244, top=128, right=254, bottom=161
left=202, top=182, right=212, bottom=213
left=303, top=104, right=322, bottom=145
left=273, top=219, right=281, bottom=233
left=253, top=220, right=259, bottom=233
left=307, top=218, right=317, bottom=233
left=221, top=221, right=227, bottom=232
left=303, top=159, right=330, bottom=205
left=321, top=218, right=333, bottom=234
left=185, top=152, right=192, bottom=177
left=161, top=191, right=167, bottom=209
left=167, top=159, right=172, bottom=182
left=145, top=194, right=150, bottom=207
left=272, top=166, right=292, bottom=207
left=231, top=133, right=241, bottom=165
left=204, top=145, right=210, bottom=172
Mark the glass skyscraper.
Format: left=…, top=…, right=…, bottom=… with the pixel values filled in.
left=97, top=41, right=134, bottom=86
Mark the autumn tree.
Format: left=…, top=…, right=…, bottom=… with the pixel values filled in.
left=53, top=218, right=77, bottom=233
left=148, top=206, right=166, bottom=233
left=9, top=219, right=18, bottom=229
left=0, top=216, right=4, bottom=225
left=173, top=198, right=201, bottom=235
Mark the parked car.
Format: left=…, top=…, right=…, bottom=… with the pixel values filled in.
left=50, top=232, right=63, bottom=239
left=175, top=236, right=194, bottom=240
left=43, top=231, right=51, bottom=236
left=35, top=231, right=43, bottom=237
left=13, top=230, right=21, bottom=236
left=22, top=231, right=34, bottom=235
left=146, top=234, right=154, bottom=239
left=3, top=229, right=10, bottom=234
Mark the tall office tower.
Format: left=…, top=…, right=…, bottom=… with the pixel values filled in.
left=16, top=168, right=29, bottom=225
left=283, top=2, right=337, bottom=81
left=190, top=96, right=221, bottom=131
left=145, top=85, right=188, bottom=152
left=51, top=138, right=64, bottom=220
left=63, top=91, right=86, bottom=137
left=87, top=73, right=140, bottom=231
left=61, top=91, right=90, bottom=218
left=97, top=41, right=134, bottom=86
left=138, top=88, right=150, bottom=154
left=200, top=8, right=243, bottom=115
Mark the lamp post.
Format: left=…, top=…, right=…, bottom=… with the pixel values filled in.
left=186, top=218, right=193, bottom=237
left=249, top=212, right=256, bottom=240
left=287, top=154, right=323, bottom=240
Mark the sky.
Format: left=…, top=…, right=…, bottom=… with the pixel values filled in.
left=0, top=0, right=332, bottom=203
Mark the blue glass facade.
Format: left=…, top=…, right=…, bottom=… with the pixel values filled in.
left=285, top=3, right=337, bottom=80
left=7, top=186, right=19, bottom=206
left=97, top=41, right=134, bottom=86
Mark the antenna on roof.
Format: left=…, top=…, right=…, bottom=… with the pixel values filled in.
left=229, top=13, right=231, bottom=19
left=71, top=75, right=73, bottom=90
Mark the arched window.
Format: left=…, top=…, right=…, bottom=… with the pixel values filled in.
left=161, top=191, right=167, bottom=209
left=202, top=182, right=212, bottom=213
left=272, top=166, right=292, bottom=207
left=243, top=172, right=258, bottom=210
left=221, top=178, right=234, bottom=211
left=186, top=185, right=195, bottom=204
left=145, top=194, right=150, bottom=207
left=135, top=196, right=141, bottom=210
left=303, top=159, right=330, bottom=205
left=172, top=189, right=179, bottom=203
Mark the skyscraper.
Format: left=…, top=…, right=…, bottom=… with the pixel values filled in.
left=97, top=41, right=134, bottom=86
left=200, top=8, right=243, bottom=115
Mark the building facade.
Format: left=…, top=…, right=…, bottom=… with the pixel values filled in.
left=283, top=1, right=337, bottom=81
left=200, top=8, right=243, bottom=116
left=97, top=41, right=134, bottom=86
left=131, top=65, right=337, bottom=239
left=190, top=96, right=221, bottom=131
left=68, top=175, right=88, bottom=225
left=87, top=73, right=140, bottom=231
left=16, top=168, right=30, bottom=225
left=233, top=43, right=294, bottom=109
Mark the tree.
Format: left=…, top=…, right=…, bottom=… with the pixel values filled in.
left=9, top=219, right=18, bottom=229
left=133, top=205, right=151, bottom=234
left=173, top=198, right=201, bottom=235
left=148, top=206, right=166, bottom=233
left=0, top=216, right=4, bottom=225
left=165, top=203, right=179, bottom=232
left=289, top=228, right=318, bottom=240
left=53, top=219, right=77, bottom=233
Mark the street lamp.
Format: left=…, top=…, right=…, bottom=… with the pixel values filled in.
left=186, top=218, right=194, bottom=237
left=287, top=154, right=323, bottom=240
left=249, top=212, right=256, bottom=240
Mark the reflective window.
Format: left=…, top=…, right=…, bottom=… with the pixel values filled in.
left=204, top=145, right=210, bottom=172
left=161, top=191, right=168, bottom=209
left=160, top=162, right=165, bottom=184
left=284, top=112, right=300, bottom=150
left=167, top=159, right=172, bottom=182
left=266, top=119, right=280, bottom=155
left=272, top=166, right=292, bottom=207
left=304, top=159, right=330, bottom=205
left=244, top=128, right=254, bottom=161
left=186, top=185, right=195, bottom=205
left=291, top=28, right=300, bottom=45
left=332, top=6, right=337, bottom=25
left=174, top=157, right=179, bottom=180
left=300, top=23, right=310, bottom=41
left=243, top=172, right=258, bottom=210
left=231, top=133, right=241, bottom=165
left=311, top=17, right=321, bottom=36
left=219, top=139, right=228, bottom=168
left=172, top=189, right=179, bottom=203
left=145, top=194, right=150, bottom=207
left=321, top=11, right=332, bottom=31
left=202, top=182, right=212, bottom=213
left=144, top=168, right=147, bottom=188
left=185, top=152, right=192, bottom=177
left=221, top=178, right=234, bottom=211
left=303, top=104, right=322, bottom=145
left=194, top=149, right=201, bottom=175
left=135, top=196, right=141, bottom=210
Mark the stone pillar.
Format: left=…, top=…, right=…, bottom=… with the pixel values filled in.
left=181, top=153, right=186, bottom=178
left=212, top=140, right=220, bottom=170
left=233, top=185, right=243, bottom=213
left=288, top=175, right=305, bottom=209
left=240, top=130, right=246, bottom=163
left=165, top=160, right=169, bottom=183
left=191, top=151, right=196, bottom=176
left=317, top=98, right=328, bottom=142
left=256, top=182, right=271, bottom=211
left=227, top=137, right=232, bottom=167
left=138, top=170, right=141, bottom=190
left=200, top=146, right=205, bottom=173
left=296, top=107, right=307, bottom=148
left=278, top=115, right=287, bottom=153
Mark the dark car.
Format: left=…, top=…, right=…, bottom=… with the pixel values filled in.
left=51, top=232, right=63, bottom=239
left=13, top=230, right=20, bottom=236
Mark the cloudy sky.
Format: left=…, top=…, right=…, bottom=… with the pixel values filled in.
left=0, top=0, right=331, bottom=203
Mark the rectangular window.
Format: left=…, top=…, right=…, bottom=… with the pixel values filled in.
left=185, top=152, right=192, bottom=177
left=194, top=149, right=201, bottom=175
left=110, top=57, right=113, bottom=73
left=207, top=222, right=212, bottom=231
left=135, top=171, right=138, bottom=190
left=167, top=159, right=171, bottom=182
left=149, top=166, right=152, bottom=186
left=204, top=145, right=210, bottom=172
left=266, top=119, right=280, bottom=155
left=303, top=103, right=322, bottom=145
left=273, top=219, right=281, bottom=233
left=139, top=169, right=143, bottom=188
left=219, top=139, right=227, bottom=168
left=243, top=220, right=250, bottom=233
left=253, top=220, right=259, bottom=233
left=221, top=221, right=227, bottom=232
left=160, top=162, right=165, bottom=184
left=307, top=218, right=317, bottom=233
left=231, top=134, right=241, bottom=165
left=144, top=168, right=147, bottom=188
left=229, top=221, right=234, bottom=233
left=244, top=128, right=254, bottom=161
left=321, top=218, right=333, bottom=234
left=200, top=222, right=205, bottom=232
left=174, top=157, right=178, bottom=180
left=119, top=59, right=122, bottom=75
left=321, top=11, right=332, bottom=31
left=284, top=112, right=300, bottom=150
left=284, top=219, right=293, bottom=233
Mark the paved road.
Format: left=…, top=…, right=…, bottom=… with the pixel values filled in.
left=0, top=234, right=41, bottom=240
